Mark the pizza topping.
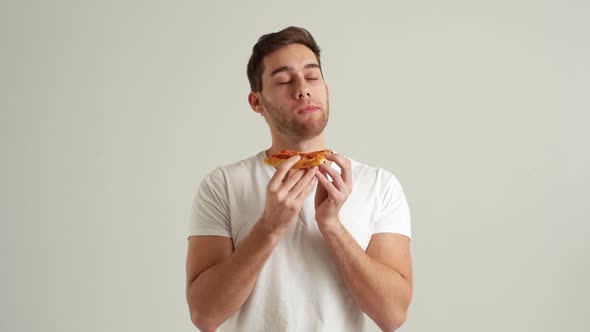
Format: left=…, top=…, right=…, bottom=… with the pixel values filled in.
left=263, top=149, right=332, bottom=169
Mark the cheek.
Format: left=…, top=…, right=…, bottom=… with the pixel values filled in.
left=315, top=86, right=328, bottom=102
left=265, top=89, right=288, bottom=103
left=262, top=97, right=285, bottom=113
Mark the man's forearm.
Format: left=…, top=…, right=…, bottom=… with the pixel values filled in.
left=187, top=220, right=282, bottom=331
left=319, top=223, right=412, bottom=331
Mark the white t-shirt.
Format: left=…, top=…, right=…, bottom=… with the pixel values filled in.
left=188, top=151, right=411, bottom=332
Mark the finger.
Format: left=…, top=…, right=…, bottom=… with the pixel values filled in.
left=287, top=167, right=317, bottom=198
left=285, top=168, right=298, bottom=180
left=318, top=163, right=346, bottom=192
left=280, top=169, right=305, bottom=192
left=325, top=153, right=352, bottom=188
left=296, top=175, right=317, bottom=202
left=283, top=169, right=304, bottom=184
left=268, top=155, right=301, bottom=190
left=315, top=170, right=341, bottom=198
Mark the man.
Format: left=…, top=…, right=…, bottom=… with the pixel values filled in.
left=186, top=26, right=412, bottom=332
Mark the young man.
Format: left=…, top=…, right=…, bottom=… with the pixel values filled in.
left=186, top=27, right=412, bottom=332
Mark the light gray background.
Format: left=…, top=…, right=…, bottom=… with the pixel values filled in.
left=2, top=0, right=589, bottom=331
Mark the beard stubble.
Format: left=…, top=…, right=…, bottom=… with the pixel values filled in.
left=260, top=96, right=329, bottom=140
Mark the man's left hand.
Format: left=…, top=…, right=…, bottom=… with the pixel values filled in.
left=314, top=153, right=352, bottom=231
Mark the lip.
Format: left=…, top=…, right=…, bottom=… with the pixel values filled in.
left=298, top=105, right=319, bottom=114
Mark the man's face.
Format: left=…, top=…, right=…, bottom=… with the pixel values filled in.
left=254, top=43, right=329, bottom=140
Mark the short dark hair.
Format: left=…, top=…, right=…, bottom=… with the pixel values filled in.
left=247, top=26, right=322, bottom=92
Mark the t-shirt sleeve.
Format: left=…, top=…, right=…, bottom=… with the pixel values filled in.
left=373, top=174, right=412, bottom=238
left=187, top=168, right=232, bottom=239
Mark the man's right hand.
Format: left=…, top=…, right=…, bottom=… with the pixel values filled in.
left=187, top=154, right=316, bottom=331
left=260, top=155, right=318, bottom=234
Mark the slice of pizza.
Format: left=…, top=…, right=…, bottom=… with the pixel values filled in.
left=264, top=149, right=332, bottom=169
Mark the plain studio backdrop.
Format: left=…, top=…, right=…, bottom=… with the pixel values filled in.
left=1, top=0, right=589, bottom=331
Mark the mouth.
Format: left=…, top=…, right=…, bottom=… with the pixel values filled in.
left=298, top=105, right=319, bottom=114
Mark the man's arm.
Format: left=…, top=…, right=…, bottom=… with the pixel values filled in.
left=186, top=155, right=317, bottom=331
left=319, top=227, right=412, bottom=331
left=186, top=222, right=283, bottom=332
left=314, top=153, right=412, bottom=331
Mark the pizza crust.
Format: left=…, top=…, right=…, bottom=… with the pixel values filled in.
left=264, top=149, right=332, bottom=169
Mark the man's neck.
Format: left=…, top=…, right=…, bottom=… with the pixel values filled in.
left=265, top=133, right=326, bottom=157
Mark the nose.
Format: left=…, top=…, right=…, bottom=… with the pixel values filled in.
left=295, top=80, right=311, bottom=100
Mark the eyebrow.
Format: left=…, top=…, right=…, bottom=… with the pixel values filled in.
left=270, top=63, right=321, bottom=77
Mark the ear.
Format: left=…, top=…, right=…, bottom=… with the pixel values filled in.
left=248, top=91, right=264, bottom=115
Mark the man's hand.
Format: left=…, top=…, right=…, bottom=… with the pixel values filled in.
left=314, top=153, right=352, bottom=231
left=187, top=155, right=317, bottom=331
left=260, top=155, right=318, bottom=234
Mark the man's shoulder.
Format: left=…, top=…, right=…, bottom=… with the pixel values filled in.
left=221, top=151, right=264, bottom=171
left=345, top=154, right=398, bottom=185
left=201, top=151, right=265, bottom=181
